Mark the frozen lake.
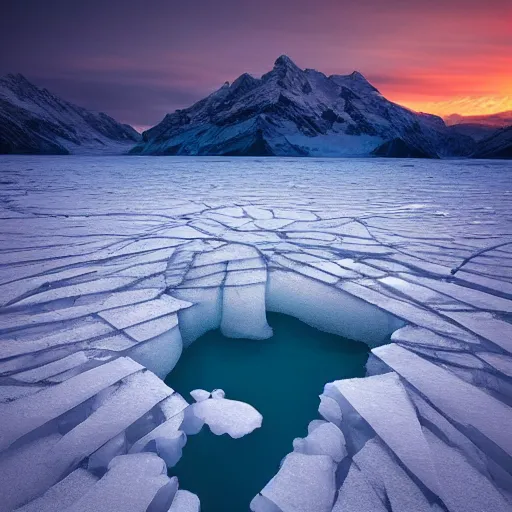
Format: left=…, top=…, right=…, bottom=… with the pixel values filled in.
left=0, top=156, right=511, bottom=512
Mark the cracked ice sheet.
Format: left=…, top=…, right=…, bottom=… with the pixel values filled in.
left=1, top=156, right=512, bottom=512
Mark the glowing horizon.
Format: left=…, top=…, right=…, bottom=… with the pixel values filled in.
left=391, top=96, right=512, bottom=118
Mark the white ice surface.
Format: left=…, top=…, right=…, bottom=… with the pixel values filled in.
left=167, top=490, right=201, bottom=512
left=1, top=156, right=511, bottom=512
left=184, top=392, right=263, bottom=439
left=327, top=372, right=441, bottom=495
left=292, top=421, right=347, bottom=462
left=251, top=452, right=336, bottom=512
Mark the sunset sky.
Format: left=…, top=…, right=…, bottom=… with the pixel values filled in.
left=1, top=0, right=511, bottom=129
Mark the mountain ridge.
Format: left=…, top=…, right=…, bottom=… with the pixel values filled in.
left=132, top=55, right=474, bottom=158
left=473, top=125, right=512, bottom=159
left=445, top=110, right=512, bottom=128
left=0, top=73, right=141, bottom=155
left=445, top=110, right=512, bottom=142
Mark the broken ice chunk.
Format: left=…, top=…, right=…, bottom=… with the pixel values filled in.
left=88, top=432, right=127, bottom=474
left=192, top=396, right=262, bottom=438
left=132, top=429, right=186, bottom=469
left=221, top=280, right=273, bottom=340
left=180, top=405, right=205, bottom=436
left=12, top=351, right=89, bottom=383
left=97, top=295, right=190, bottom=330
left=293, top=421, right=347, bottom=462
left=353, top=437, right=435, bottom=512
left=266, top=270, right=402, bottom=346
left=183, top=392, right=262, bottom=438
left=332, top=464, right=387, bottom=512
left=65, top=453, right=177, bottom=512
left=190, top=389, right=211, bottom=402
left=126, top=323, right=183, bottom=378
left=13, top=468, right=98, bottom=512
left=251, top=452, right=336, bottom=512
left=211, top=388, right=225, bottom=399
left=424, top=427, right=511, bottom=512
left=372, top=344, right=512, bottom=459
left=318, top=394, right=342, bottom=425
left=168, top=490, right=200, bottom=512
left=0, top=357, right=143, bottom=452
left=330, top=372, right=441, bottom=496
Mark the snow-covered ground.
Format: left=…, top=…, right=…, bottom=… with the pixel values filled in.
left=0, top=156, right=511, bottom=512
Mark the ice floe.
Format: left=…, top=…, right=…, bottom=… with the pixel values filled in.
left=182, top=388, right=263, bottom=439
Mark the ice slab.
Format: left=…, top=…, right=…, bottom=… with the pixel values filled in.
left=64, top=453, right=178, bottom=512
left=372, top=344, right=512, bottom=458
left=424, top=427, right=511, bottom=512
left=11, top=351, right=90, bottom=383
left=293, top=421, right=347, bottom=462
left=13, top=468, right=98, bottom=512
left=328, top=372, right=441, bottom=495
left=190, top=389, right=211, bottom=402
left=332, top=464, right=387, bottom=512
left=267, top=270, right=403, bottom=346
left=127, top=323, right=183, bottom=378
left=352, top=437, right=435, bottom=512
left=0, top=357, right=143, bottom=451
left=168, top=490, right=200, bottom=512
left=251, top=452, right=336, bottom=512
left=98, top=295, right=191, bottom=330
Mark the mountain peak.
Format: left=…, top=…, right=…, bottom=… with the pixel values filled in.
left=273, top=55, right=300, bottom=71
left=329, top=70, right=379, bottom=94
left=349, top=71, right=366, bottom=80
left=348, top=71, right=376, bottom=88
left=2, top=73, right=34, bottom=87
left=261, top=55, right=305, bottom=87
left=0, top=73, right=47, bottom=99
left=5, top=72, right=27, bottom=81
left=230, top=73, right=259, bottom=94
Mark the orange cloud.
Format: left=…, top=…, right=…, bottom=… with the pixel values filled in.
left=400, top=96, right=512, bottom=117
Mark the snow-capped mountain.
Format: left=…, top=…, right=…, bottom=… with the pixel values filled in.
left=131, top=55, right=474, bottom=158
left=472, top=126, right=512, bottom=159
left=0, top=74, right=141, bottom=154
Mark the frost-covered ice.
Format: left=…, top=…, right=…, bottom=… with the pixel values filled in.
left=0, top=156, right=511, bottom=511
left=183, top=388, right=263, bottom=438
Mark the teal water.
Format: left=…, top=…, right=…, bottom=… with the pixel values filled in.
left=164, top=312, right=370, bottom=512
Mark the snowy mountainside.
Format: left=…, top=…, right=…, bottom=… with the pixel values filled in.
left=0, top=73, right=141, bottom=154
left=132, top=55, right=474, bottom=158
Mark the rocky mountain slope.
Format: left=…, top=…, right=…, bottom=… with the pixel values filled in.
left=131, top=55, right=474, bottom=158
left=0, top=74, right=141, bottom=154
left=472, top=126, right=512, bottom=159
left=448, top=124, right=497, bottom=142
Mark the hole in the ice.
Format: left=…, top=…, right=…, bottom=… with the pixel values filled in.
left=164, top=312, right=374, bottom=512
